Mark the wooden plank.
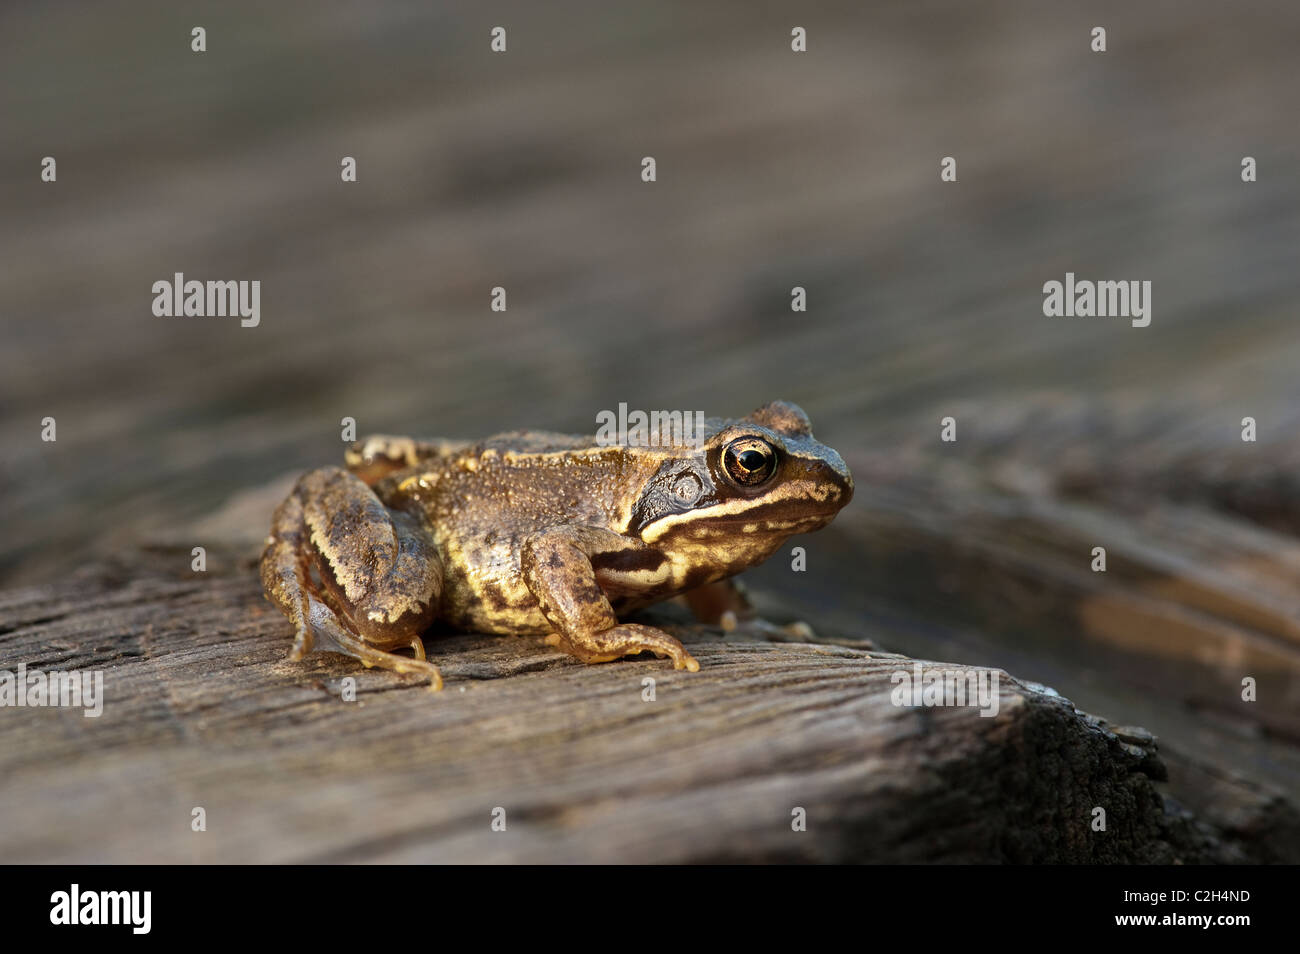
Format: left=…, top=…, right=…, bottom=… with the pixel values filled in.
left=0, top=537, right=1265, bottom=863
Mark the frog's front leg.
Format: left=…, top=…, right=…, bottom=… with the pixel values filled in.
left=260, top=467, right=445, bottom=689
left=520, top=526, right=700, bottom=672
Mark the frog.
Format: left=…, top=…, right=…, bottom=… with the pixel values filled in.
left=259, top=400, right=853, bottom=690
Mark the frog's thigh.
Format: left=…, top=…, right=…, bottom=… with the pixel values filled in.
left=261, top=467, right=444, bottom=688
left=520, top=526, right=700, bottom=673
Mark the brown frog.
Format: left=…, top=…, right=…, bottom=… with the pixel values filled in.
left=260, top=401, right=853, bottom=689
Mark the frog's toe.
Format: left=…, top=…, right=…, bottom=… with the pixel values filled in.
left=728, top=616, right=818, bottom=643
left=298, top=595, right=443, bottom=689
left=678, top=654, right=701, bottom=673
left=348, top=640, right=443, bottom=690
left=555, top=624, right=700, bottom=673
left=287, top=625, right=313, bottom=662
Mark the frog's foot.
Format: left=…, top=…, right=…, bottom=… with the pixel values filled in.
left=682, top=578, right=754, bottom=625
left=302, top=598, right=443, bottom=690
left=277, top=585, right=444, bottom=690
left=683, top=579, right=815, bottom=641
left=545, top=624, right=700, bottom=672
left=260, top=466, right=445, bottom=691
left=719, top=612, right=816, bottom=641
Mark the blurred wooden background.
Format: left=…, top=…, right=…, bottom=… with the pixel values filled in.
left=1, top=0, right=1297, bottom=859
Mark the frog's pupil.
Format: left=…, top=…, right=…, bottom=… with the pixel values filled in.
left=739, top=450, right=765, bottom=472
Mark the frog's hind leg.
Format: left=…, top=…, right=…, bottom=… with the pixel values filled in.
left=260, top=467, right=445, bottom=689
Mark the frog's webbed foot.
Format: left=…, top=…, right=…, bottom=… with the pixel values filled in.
left=260, top=467, right=445, bottom=690
left=523, top=526, right=701, bottom=673
left=720, top=614, right=817, bottom=642
left=544, top=624, right=700, bottom=672
left=683, top=578, right=816, bottom=641
left=296, top=596, right=444, bottom=690
left=681, top=577, right=754, bottom=625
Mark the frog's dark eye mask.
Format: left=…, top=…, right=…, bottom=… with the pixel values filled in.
left=629, top=458, right=723, bottom=533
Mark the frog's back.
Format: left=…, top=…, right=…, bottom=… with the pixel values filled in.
left=474, top=429, right=596, bottom=455
left=429, top=433, right=656, bottom=530
left=381, top=432, right=655, bottom=633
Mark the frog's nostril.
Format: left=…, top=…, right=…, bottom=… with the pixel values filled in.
left=825, top=452, right=853, bottom=487
left=806, top=456, right=853, bottom=508
left=835, top=467, right=854, bottom=507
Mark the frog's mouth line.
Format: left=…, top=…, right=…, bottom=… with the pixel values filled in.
left=648, top=499, right=844, bottom=541
left=694, top=510, right=839, bottom=532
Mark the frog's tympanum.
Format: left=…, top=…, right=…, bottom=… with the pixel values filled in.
left=260, top=401, right=853, bottom=689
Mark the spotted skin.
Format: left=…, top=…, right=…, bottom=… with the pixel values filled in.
left=259, top=401, right=853, bottom=689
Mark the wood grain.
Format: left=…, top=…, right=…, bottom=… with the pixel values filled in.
left=0, top=542, right=1234, bottom=864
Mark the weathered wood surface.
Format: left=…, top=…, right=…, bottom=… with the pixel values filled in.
left=7, top=438, right=1298, bottom=865
left=0, top=472, right=1294, bottom=864
left=818, top=403, right=1300, bottom=862
left=0, top=542, right=1238, bottom=864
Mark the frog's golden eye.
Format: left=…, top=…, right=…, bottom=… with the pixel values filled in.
left=722, top=437, right=778, bottom=488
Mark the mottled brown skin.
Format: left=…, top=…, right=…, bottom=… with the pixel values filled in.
left=260, top=401, right=853, bottom=689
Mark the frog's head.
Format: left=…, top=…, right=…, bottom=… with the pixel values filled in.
left=630, top=401, right=853, bottom=575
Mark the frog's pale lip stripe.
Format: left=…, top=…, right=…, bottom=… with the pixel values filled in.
left=638, top=483, right=840, bottom=543
left=597, top=564, right=675, bottom=588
